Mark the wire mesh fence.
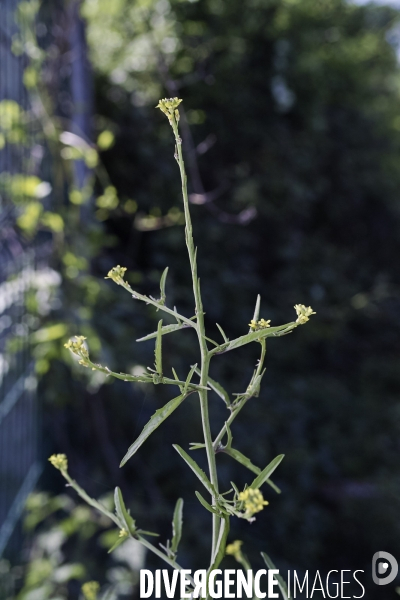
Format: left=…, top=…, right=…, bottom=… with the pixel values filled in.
left=0, top=0, right=49, bottom=560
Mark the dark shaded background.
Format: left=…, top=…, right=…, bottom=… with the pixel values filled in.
left=16, top=0, right=400, bottom=597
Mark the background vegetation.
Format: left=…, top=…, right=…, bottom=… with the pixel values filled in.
left=7, top=0, right=400, bottom=597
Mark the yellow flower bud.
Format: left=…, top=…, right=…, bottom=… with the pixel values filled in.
left=238, top=487, right=268, bottom=519
left=226, top=539, right=243, bottom=561
left=294, top=304, right=316, bottom=324
left=81, top=581, right=100, bottom=600
left=48, top=454, right=68, bottom=471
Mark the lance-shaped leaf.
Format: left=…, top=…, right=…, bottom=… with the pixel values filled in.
left=108, top=533, right=129, bottom=554
left=195, top=491, right=220, bottom=515
left=136, top=323, right=189, bottom=342
left=249, top=294, right=261, bottom=331
left=216, top=323, right=229, bottom=343
left=159, top=266, right=168, bottom=304
left=173, top=445, right=216, bottom=496
left=137, top=529, right=159, bottom=537
left=114, top=487, right=135, bottom=533
left=250, top=454, right=285, bottom=489
left=210, top=516, right=230, bottom=569
left=184, top=363, right=198, bottom=394
left=193, top=366, right=230, bottom=407
left=120, top=394, right=187, bottom=466
left=189, top=442, right=206, bottom=450
left=154, top=319, right=163, bottom=374
left=224, top=447, right=260, bottom=475
left=223, top=448, right=281, bottom=493
left=261, top=553, right=289, bottom=600
left=216, top=323, right=295, bottom=354
left=246, top=369, right=266, bottom=398
left=170, top=498, right=183, bottom=554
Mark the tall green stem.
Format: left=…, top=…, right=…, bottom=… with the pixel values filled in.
left=171, top=117, right=221, bottom=561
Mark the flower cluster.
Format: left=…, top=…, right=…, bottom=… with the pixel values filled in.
left=81, top=581, right=100, bottom=600
left=294, top=304, right=316, bottom=324
left=64, top=336, right=90, bottom=366
left=48, top=453, right=68, bottom=471
left=226, top=539, right=243, bottom=561
left=105, top=265, right=127, bottom=286
left=238, top=487, right=269, bottom=519
left=156, top=97, right=182, bottom=121
left=249, top=318, right=271, bottom=331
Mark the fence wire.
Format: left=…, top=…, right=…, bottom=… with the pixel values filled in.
left=0, top=0, right=48, bottom=558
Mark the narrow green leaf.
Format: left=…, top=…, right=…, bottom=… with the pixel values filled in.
left=120, top=394, right=186, bottom=466
left=155, top=319, right=163, bottom=375
left=265, top=478, right=281, bottom=494
left=171, top=498, right=183, bottom=553
left=108, top=534, right=128, bottom=554
left=230, top=481, right=240, bottom=496
left=173, top=445, right=215, bottom=495
left=224, top=447, right=260, bottom=475
left=250, top=294, right=261, bottom=329
left=184, top=363, right=197, bottom=394
left=159, top=266, right=169, bottom=303
left=250, top=454, right=285, bottom=489
left=217, top=323, right=295, bottom=354
left=210, top=516, right=230, bottom=570
left=216, top=323, right=229, bottom=343
left=246, top=370, right=266, bottom=398
left=136, top=529, right=159, bottom=537
left=261, top=553, right=289, bottom=600
left=193, top=367, right=230, bottom=406
left=136, top=323, right=187, bottom=342
left=223, top=421, right=233, bottom=448
left=114, top=487, right=135, bottom=533
left=189, top=442, right=206, bottom=450
left=195, top=491, right=220, bottom=515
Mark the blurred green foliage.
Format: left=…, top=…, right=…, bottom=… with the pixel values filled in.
left=9, top=0, right=400, bottom=596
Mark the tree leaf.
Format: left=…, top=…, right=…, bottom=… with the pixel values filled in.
left=195, top=491, right=220, bottom=515
left=136, top=323, right=188, bottom=342
left=114, top=487, right=135, bottom=533
left=154, top=319, right=163, bottom=374
left=261, top=553, right=289, bottom=600
left=159, top=266, right=168, bottom=303
left=216, top=323, right=295, bottom=354
left=171, top=498, right=183, bottom=553
left=250, top=454, right=285, bottom=489
left=120, top=394, right=186, bottom=466
left=173, top=445, right=216, bottom=495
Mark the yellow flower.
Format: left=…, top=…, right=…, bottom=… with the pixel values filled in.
left=105, top=265, right=127, bottom=285
left=156, top=97, right=182, bottom=120
left=226, top=540, right=243, bottom=561
left=64, top=336, right=90, bottom=366
left=294, top=304, right=316, bottom=324
left=48, top=454, right=68, bottom=471
left=238, top=488, right=268, bottom=519
left=258, top=318, right=271, bottom=329
left=119, top=528, right=128, bottom=538
left=81, top=581, right=100, bottom=600
left=249, top=318, right=271, bottom=331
